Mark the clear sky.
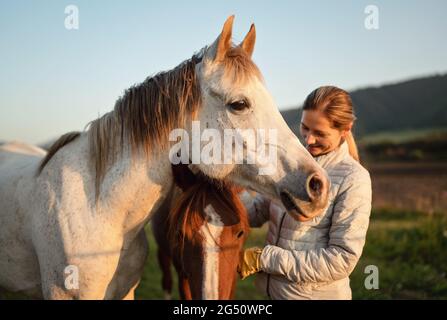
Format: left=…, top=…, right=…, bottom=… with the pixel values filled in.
left=1, top=0, right=446, bottom=144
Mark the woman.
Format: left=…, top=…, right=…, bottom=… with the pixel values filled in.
left=238, top=86, right=372, bottom=300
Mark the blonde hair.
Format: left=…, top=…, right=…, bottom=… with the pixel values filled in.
left=303, top=86, right=360, bottom=162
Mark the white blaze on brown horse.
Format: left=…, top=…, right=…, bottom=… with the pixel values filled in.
left=152, top=163, right=249, bottom=300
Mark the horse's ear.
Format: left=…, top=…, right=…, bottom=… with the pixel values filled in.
left=214, top=15, right=235, bottom=62
left=239, top=23, right=256, bottom=58
left=171, top=163, right=197, bottom=191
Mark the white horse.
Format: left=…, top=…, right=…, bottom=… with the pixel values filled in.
left=0, top=16, right=329, bottom=299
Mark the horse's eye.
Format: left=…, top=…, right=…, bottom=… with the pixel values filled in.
left=236, top=230, right=244, bottom=238
left=228, top=100, right=249, bottom=112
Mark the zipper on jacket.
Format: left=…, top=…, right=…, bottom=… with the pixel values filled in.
left=266, top=210, right=287, bottom=299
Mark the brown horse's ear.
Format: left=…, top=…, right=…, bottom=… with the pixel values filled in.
left=214, top=15, right=235, bottom=62
left=239, top=23, right=256, bottom=58
left=171, top=163, right=196, bottom=191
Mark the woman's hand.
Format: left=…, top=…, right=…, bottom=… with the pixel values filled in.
left=237, top=247, right=263, bottom=280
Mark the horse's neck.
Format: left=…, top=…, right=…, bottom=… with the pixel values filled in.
left=100, top=146, right=174, bottom=235
left=57, top=133, right=173, bottom=236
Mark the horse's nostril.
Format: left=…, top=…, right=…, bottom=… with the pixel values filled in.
left=307, top=173, right=325, bottom=201
left=236, top=230, right=244, bottom=239
left=309, top=176, right=322, bottom=194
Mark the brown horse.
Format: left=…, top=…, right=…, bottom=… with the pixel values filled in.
left=151, top=163, right=250, bottom=299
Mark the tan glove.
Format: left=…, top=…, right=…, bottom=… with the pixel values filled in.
left=238, top=247, right=263, bottom=280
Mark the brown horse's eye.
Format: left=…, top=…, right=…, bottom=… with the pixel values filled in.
left=236, top=230, right=244, bottom=238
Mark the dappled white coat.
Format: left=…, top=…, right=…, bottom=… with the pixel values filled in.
left=247, top=141, right=372, bottom=300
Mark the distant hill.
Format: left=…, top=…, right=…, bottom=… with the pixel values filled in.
left=280, top=74, right=447, bottom=139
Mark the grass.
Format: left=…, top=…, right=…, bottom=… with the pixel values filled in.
left=136, top=209, right=447, bottom=300
left=358, top=127, right=447, bottom=145
left=350, top=209, right=447, bottom=299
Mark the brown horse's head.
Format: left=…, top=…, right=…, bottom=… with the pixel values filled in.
left=168, top=163, right=249, bottom=299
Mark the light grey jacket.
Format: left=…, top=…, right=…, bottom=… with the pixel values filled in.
left=246, top=141, right=372, bottom=300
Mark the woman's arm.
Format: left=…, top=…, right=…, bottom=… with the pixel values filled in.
left=240, top=191, right=271, bottom=228
left=260, top=169, right=372, bottom=284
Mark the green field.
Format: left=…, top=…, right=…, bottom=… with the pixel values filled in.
left=350, top=209, right=447, bottom=299
left=358, top=127, right=447, bottom=145
left=136, top=209, right=447, bottom=300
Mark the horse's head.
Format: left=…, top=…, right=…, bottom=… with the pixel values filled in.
left=190, top=16, right=330, bottom=221
left=169, top=164, right=249, bottom=299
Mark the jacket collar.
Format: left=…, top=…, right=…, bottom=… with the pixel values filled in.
left=314, top=140, right=350, bottom=169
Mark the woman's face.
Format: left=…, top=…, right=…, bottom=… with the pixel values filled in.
left=299, top=110, right=350, bottom=157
